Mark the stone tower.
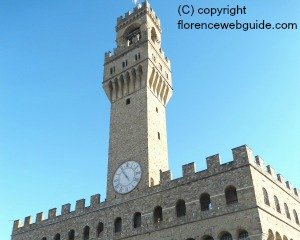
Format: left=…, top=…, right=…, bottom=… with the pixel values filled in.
left=102, top=2, right=173, bottom=200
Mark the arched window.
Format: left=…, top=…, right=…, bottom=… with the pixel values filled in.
left=68, top=229, right=75, bottom=240
left=267, top=229, right=275, bottom=240
left=284, top=203, right=291, bottom=219
left=238, top=230, right=249, bottom=239
left=154, top=206, right=163, bottom=223
left=274, top=196, right=281, bottom=213
left=133, top=212, right=142, bottom=228
left=97, top=222, right=104, bottom=236
left=176, top=199, right=186, bottom=217
left=200, top=193, right=212, bottom=211
left=114, top=217, right=122, bottom=233
left=41, top=237, right=47, bottom=240
left=202, top=235, right=214, bottom=240
left=219, top=232, right=233, bottom=240
left=225, top=186, right=238, bottom=205
left=293, top=209, right=299, bottom=224
left=283, top=236, right=288, bottom=240
left=54, top=234, right=61, bottom=240
left=275, top=232, right=282, bottom=240
left=263, top=188, right=270, bottom=206
left=83, top=226, right=90, bottom=240
left=186, top=238, right=195, bottom=240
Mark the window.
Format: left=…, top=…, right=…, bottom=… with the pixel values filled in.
left=152, top=54, right=156, bottom=62
left=294, top=209, right=299, bottom=224
left=200, top=193, right=212, bottom=211
left=267, top=229, right=274, bottom=240
left=159, top=63, right=162, bottom=71
left=133, top=212, right=142, bottom=228
left=110, top=67, right=115, bottom=75
left=165, top=72, right=169, bottom=79
left=220, top=232, right=233, bottom=240
left=150, top=177, right=155, bottom=187
left=274, top=196, right=281, bottom=213
left=176, top=199, right=186, bottom=217
left=41, top=238, right=47, bottom=240
left=156, top=107, right=158, bottom=113
left=154, top=206, right=163, bottom=223
left=284, top=203, right=291, bottom=219
left=202, top=236, right=214, bottom=240
left=158, top=132, right=160, bottom=140
left=83, top=226, right=90, bottom=240
left=151, top=27, right=158, bottom=43
left=225, top=186, right=238, bottom=205
left=68, top=230, right=75, bottom=240
left=263, top=188, right=270, bottom=206
left=54, top=234, right=61, bottom=240
left=238, top=230, right=249, bottom=239
left=126, top=98, right=131, bottom=105
left=122, top=60, right=128, bottom=68
left=114, top=217, right=122, bottom=233
left=124, top=25, right=141, bottom=46
left=97, top=222, right=104, bottom=236
left=135, top=53, right=141, bottom=61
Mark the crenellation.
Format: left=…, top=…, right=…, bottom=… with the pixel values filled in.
left=61, top=203, right=71, bottom=215
left=76, top=199, right=86, bottom=211
left=255, top=155, right=265, bottom=167
left=160, top=170, right=171, bottom=184
left=182, top=162, right=196, bottom=177
left=206, top=154, right=221, bottom=172
left=13, top=220, right=21, bottom=231
left=294, top=188, right=299, bottom=196
left=286, top=181, right=292, bottom=190
left=90, top=194, right=101, bottom=208
left=35, top=212, right=44, bottom=223
left=24, top=216, right=32, bottom=227
left=266, top=165, right=276, bottom=178
left=232, top=145, right=254, bottom=165
left=48, top=208, right=57, bottom=220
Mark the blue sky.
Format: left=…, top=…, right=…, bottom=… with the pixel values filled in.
left=0, top=0, right=299, bottom=239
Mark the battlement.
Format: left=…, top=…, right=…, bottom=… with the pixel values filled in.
left=13, top=145, right=299, bottom=233
left=158, top=145, right=299, bottom=200
left=13, top=194, right=102, bottom=232
left=116, top=1, right=160, bottom=29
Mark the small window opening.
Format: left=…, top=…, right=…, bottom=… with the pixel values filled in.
left=54, top=234, right=61, bottom=240
left=110, top=67, right=115, bottom=75
left=68, top=230, right=75, bottom=240
left=97, top=222, right=104, bottom=237
left=122, top=60, right=128, bottom=68
left=133, top=212, right=142, bottom=228
left=114, top=217, right=122, bottom=233
left=159, top=63, right=162, bottom=71
left=157, top=132, right=160, bottom=140
left=126, top=98, right=131, bottom=105
left=83, top=226, right=90, bottom=240
left=176, top=199, right=186, bottom=217
left=135, top=53, right=141, bottom=61
left=156, top=107, right=158, bottom=113
left=274, top=196, right=281, bottom=213
left=225, top=186, right=238, bottom=205
left=153, top=206, right=163, bottom=223
left=200, top=193, right=212, bottom=211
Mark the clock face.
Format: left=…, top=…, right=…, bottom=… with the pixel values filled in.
left=113, top=161, right=142, bottom=194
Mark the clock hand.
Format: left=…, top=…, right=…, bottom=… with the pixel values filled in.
left=121, top=168, right=130, bottom=181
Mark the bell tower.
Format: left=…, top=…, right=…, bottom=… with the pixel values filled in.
left=103, top=1, right=172, bottom=200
